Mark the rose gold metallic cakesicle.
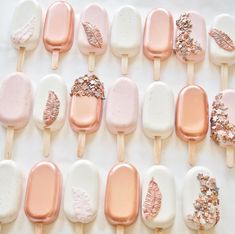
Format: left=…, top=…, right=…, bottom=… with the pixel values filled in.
left=176, top=85, right=208, bottom=165
left=175, top=12, right=206, bottom=85
left=25, top=161, right=62, bottom=234
left=43, top=1, right=74, bottom=70
left=144, top=8, right=173, bottom=80
left=69, top=74, right=104, bottom=157
left=105, top=163, right=140, bottom=234
left=78, top=3, right=109, bottom=72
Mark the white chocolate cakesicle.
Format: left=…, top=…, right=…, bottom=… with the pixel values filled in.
left=33, top=74, right=67, bottom=132
left=0, top=160, right=22, bottom=224
left=209, top=14, right=235, bottom=66
left=142, top=165, right=176, bottom=230
left=10, top=0, right=42, bottom=51
left=142, top=82, right=174, bottom=139
left=183, top=166, right=220, bottom=231
left=64, top=160, right=99, bottom=224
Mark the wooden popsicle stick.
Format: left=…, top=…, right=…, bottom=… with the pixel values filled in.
left=188, top=140, right=196, bottom=166
left=155, top=228, right=163, bottom=234
left=77, top=131, right=86, bottom=158
left=88, top=52, right=96, bottom=72
left=75, top=222, right=83, bottom=234
left=121, top=54, right=128, bottom=75
left=117, top=132, right=125, bottom=162
left=187, top=62, right=195, bottom=85
left=4, top=127, right=14, bottom=160
left=226, top=147, right=234, bottom=168
left=43, top=128, right=51, bottom=157
left=116, top=225, right=124, bottom=234
left=51, top=50, right=60, bottom=70
left=16, top=47, right=26, bottom=72
left=221, top=63, right=229, bottom=90
left=154, top=136, right=161, bottom=164
left=35, top=223, right=43, bottom=234
left=153, top=58, right=161, bottom=81
left=198, top=230, right=205, bottom=234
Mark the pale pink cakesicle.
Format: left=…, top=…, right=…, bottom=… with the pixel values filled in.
left=69, top=74, right=104, bottom=157
left=105, top=163, right=140, bottom=233
left=211, top=90, right=235, bottom=167
left=105, top=77, right=139, bottom=161
left=78, top=3, right=108, bottom=72
left=25, top=161, right=62, bottom=233
left=43, top=1, right=74, bottom=69
left=0, top=72, right=33, bottom=159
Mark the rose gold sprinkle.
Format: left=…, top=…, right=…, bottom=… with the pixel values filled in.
left=143, top=178, right=162, bottom=220
left=43, top=91, right=60, bottom=127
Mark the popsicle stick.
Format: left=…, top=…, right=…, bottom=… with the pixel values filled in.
left=4, top=127, right=14, bottom=160
left=187, top=62, right=195, bottom=85
left=77, top=131, right=86, bottom=158
left=43, top=128, right=51, bottom=157
left=117, top=132, right=125, bottom=162
left=154, top=136, right=161, bottom=164
left=226, top=147, right=234, bottom=168
left=221, top=63, right=229, bottom=90
left=51, top=50, right=60, bottom=70
left=116, top=225, right=124, bottom=234
left=121, top=54, right=128, bottom=75
left=75, top=222, right=83, bottom=234
left=35, top=223, right=43, bottom=234
left=88, top=52, right=95, bottom=72
left=198, top=230, right=205, bottom=234
left=153, top=58, right=161, bottom=81
left=16, top=47, right=26, bottom=72
left=155, top=228, right=163, bottom=234
left=188, top=141, right=196, bottom=166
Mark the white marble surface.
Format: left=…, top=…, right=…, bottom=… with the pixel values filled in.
left=0, top=0, right=235, bottom=233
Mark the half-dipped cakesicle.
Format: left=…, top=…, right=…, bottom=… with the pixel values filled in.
left=175, top=12, right=206, bottom=84
left=142, top=165, right=176, bottom=233
left=10, top=0, right=42, bottom=71
left=176, top=85, right=208, bottom=165
left=33, top=74, right=67, bottom=157
left=64, top=160, right=99, bottom=234
left=78, top=3, right=109, bottom=72
left=0, top=72, right=33, bottom=160
left=105, top=163, right=140, bottom=234
left=25, top=161, right=62, bottom=234
left=106, top=77, right=139, bottom=162
left=183, top=167, right=220, bottom=234
left=143, top=8, right=173, bottom=80
left=43, top=1, right=74, bottom=69
left=111, top=6, right=141, bottom=75
left=211, top=90, right=235, bottom=167
left=142, top=82, right=174, bottom=164
left=0, top=161, right=22, bottom=229
left=69, top=74, right=104, bottom=157
left=209, top=14, right=235, bottom=89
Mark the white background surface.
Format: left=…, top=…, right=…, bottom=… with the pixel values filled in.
left=0, top=0, right=235, bottom=233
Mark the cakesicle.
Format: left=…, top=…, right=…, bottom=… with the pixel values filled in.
left=33, top=74, right=67, bottom=156
left=10, top=0, right=42, bottom=71
left=105, top=163, right=140, bottom=234
left=64, top=160, right=99, bottom=233
left=43, top=1, right=74, bottom=69
left=78, top=3, right=108, bottom=72
left=69, top=74, right=104, bottom=157
left=144, top=8, right=173, bottom=80
left=142, top=82, right=174, bottom=163
left=0, top=72, right=33, bottom=160
left=111, top=6, right=141, bottom=74
left=176, top=85, right=208, bottom=165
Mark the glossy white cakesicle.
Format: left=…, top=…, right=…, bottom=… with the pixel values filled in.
left=142, top=165, right=176, bottom=231
left=183, top=166, right=220, bottom=231
left=0, top=160, right=22, bottom=224
left=64, top=160, right=99, bottom=224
